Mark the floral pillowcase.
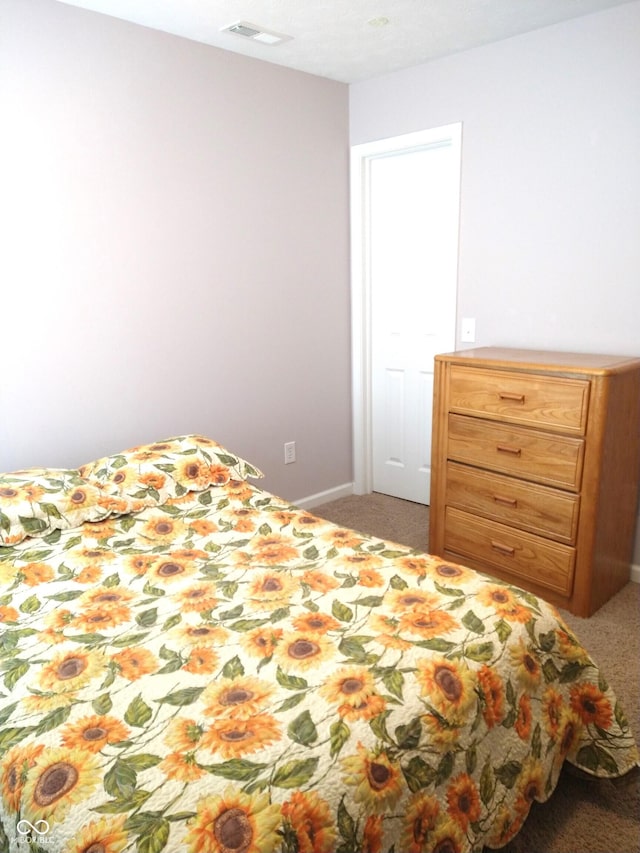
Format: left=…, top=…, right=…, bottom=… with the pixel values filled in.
left=1, top=435, right=262, bottom=545
left=78, top=434, right=263, bottom=505
left=0, top=468, right=119, bottom=546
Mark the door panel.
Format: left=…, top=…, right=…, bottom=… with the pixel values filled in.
left=369, top=138, right=460, bottom=503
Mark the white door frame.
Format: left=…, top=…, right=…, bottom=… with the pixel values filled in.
left=350, top=124, right=462, bottom=495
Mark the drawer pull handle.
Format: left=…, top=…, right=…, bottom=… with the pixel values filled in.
left=491, top=540, right=515, bottom=557
left=493, top=494, right=517, bottom=507
left=499, top=392, right=525, bottom=403
left=496, top=444, right=522, bottom=456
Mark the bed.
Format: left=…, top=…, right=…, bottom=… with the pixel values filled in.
left=0, top=434, right=637, bottom=853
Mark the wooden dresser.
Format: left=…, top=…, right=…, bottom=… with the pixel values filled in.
left=429, top=347, right=640, bottom=616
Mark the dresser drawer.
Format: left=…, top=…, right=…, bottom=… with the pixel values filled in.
left=449, top=366, right=590, bottom=435
left=444, top=507, right=575, bottom=595
left=445, top=461, right=579, bottom=543
left=447, top=414, right=585, bottom=490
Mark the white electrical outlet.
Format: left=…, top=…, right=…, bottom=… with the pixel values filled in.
left=284, top=441, right=296, bottom=464
left=461, top=317, right=476, bottom=343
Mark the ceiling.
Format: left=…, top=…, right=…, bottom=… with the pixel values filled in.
left=57, top=0, right=632, bottom=83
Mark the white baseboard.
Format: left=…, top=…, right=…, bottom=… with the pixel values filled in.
left=631, top=562, right=640, bottom=584
left=294, top=482, right=354, bottom=509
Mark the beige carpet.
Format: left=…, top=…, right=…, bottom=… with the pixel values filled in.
left=315, top=492, right=640, bottom=853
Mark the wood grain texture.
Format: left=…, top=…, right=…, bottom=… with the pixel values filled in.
left=429, top=347, right=640, bottom=616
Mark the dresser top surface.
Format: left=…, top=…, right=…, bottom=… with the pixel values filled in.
left=435, top=347, right=640, bottom=375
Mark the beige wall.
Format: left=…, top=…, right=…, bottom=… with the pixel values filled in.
left=0, top=0, right=351, bottom=503
left=350, top=0, right=640, bottom=566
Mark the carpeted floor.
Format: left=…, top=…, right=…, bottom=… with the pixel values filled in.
left=315, top=492, right=640, bottom=853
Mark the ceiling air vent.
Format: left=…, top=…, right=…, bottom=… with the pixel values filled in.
left=222, top=21, right=292, bottom=46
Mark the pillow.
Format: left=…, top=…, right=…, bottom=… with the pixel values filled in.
left=0, top=468, right=123, bottom=546
left=79, top=434, right=263, bottom=505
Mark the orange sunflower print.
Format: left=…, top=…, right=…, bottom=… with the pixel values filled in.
left=417, top=657, right=477, bottom=723
left=185, top=787, right=281, bottom=853
left=515, top=693, right=533, bottom=741
left=274, top=632, right=334, bottom=673
left=189, top=518, right=218, bottom=537
left=240, top=627, right=283, bottom=659
left=183, top=646, right=219, bottom=675
left=112, top=646, right=159, bottom=680
left=74, top=564, right=104, bottom=584
left=60, top=715, right=130, bottom=753
left=542, top=687, right=564, bottom=737
left=73, top=815, right=128, bottom=853
left=175, top=582, right=219, bottom=613
left=141, top=515, right=186, bottom=543
left=358, top=567, right=385, bottom=587
left=21, top=562, right=55, bottom=587
left=282, top=791, right=336, bottom=853
left=22, top=691, right=78, bottom=715
left=160, top=751, right=206, bottom=783
left=428, top=561, right=474, bottom=586
left=1, top=743, right=44, bottom=813
left=164, top=718, right=205, bottom=752
left=291, top=612, right=341, bottom=634
left=37, top=649, right=106, bottom=693
left=558, top=707, right=583, bottom=759
left=300, top=570, right=339, bottom=593
left=208, top=463, right=231, bottom=485
left=139, top=471, right=167, bottom=491
left=69, top=546, right=117, bottom=566
left=401, top=791, right=440, bottom=853
left=478, top=665, right=506, bottom=729
left=424, top=815, right=466, bottom=853
left=22, top=747, right=100, bottom=823
left=509, top=639, right=542, bottom=692
left=252, top=535, right=299, bottom=565
left=338, top=552, right=384, bottom=573
left=80, top=586, right=135, bottom=607
left=323, top=527, right=363, bottom=549
left=398, top=608, right=459, bottom=639
left=446, top=773, right=481, bottom=829
left=514, top=756, right=545, bottom=819
left=320, top=666, right=376, bottom=708
left=202, top=677, right=274, bottom=720
left=421, top=713, right=461, bottom=748
left=386, top=588, right=440, bottom=614
left=362, top=814, right=384, bottom=853
left=173, top=623, right=229, bottom=648
left=72, top=604, right=132, bottom=632
left=556, top=627, right=590, bottom=663
left=341, top=743, right=404, bottom=813
left=570, top=682, right=613, bottom=730
left=485, top=804, right=525, bottom=849
left=339, top=693, right=387, bottom=722
left=148, top=556, right=197, bottom=584
left=0, top=605, right=19, bottom=623
left=396, top=555, right=431, bottom=578
left=226, top=508, right=257, bottom=532
left=176, top=456, right=211, bottom=489
left=123, top=554, right=157, bottom=576
left=477, top=585, right=532, bottom=622
left=248, top=571, right=296, bottom=608
left=224, top=479, right=254, bottom=501
left=366, top=612, right=411, bottom=651
left=200, top=714, right=281, bottom=760
left=293, top=511, right=325, bottom=531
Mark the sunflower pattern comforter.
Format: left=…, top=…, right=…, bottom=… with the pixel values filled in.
left=0, top=435, right=637, bottom=853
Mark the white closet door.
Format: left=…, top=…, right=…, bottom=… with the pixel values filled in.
left=368, top=136, right=460, bottom=504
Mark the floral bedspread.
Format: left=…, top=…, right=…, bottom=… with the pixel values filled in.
left=0, top=436, right=637, bottom=853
